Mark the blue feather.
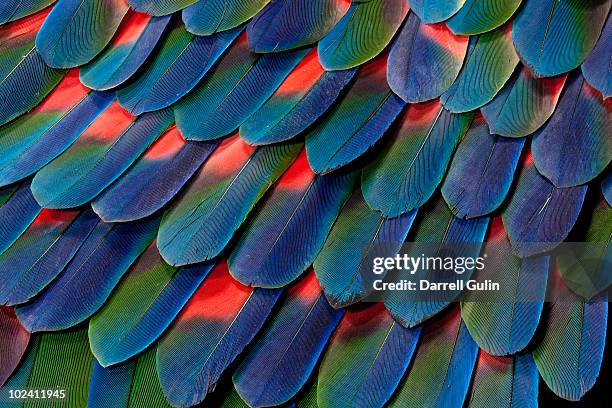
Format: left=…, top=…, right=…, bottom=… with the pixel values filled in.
left=582, top=14, right=612, bottom=98
left=0, top=0, right=53, bottom=24
left=31, top=108, right=174, bottom=209
left=15, top=216, right=159, bottom=332
left=0, top=181, right=41, bottom=255
left=118, top=23, right=242, bottom=115
left=532, top=72, right=611, bottom=188
left=229, top=154, right=356, bottom=288
left=80, top=13, right=172, bottom=90
left=176, top=35, right=309, bottom=141
left=314, top=189, right=416, bottom=308
left=502, top=163, right=588, bottom=257
left=0, top=209, right=99, bottom=306
left=92, top=130, right=218, bottom=223
left=182, top=0, right=269, bottom=36
left=233, top=272, right=343, bottom=407
left=442, top=116, right=525, bottom=219
left=128, top=0, right=197, bottom=16
left=88, top=359, right=135, bottom=408
left=409, top=0, right=465, bottom=24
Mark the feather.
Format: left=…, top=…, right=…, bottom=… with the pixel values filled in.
left=0, top=0, right=54, bottom=24
left=305, top=58, right=406, bottom=174
left=388, top=13, right=469, bottom=103
left=15, top=216, right=159, bottom=332
left=221, top=387, right=250, bottom=408
left=118, top=23, right=242, bottom=115
left=385, top=196, right=489, bottom=327
left=157, top=136, right=301, bottom=266
left=0, top=71, right=114, bottom=187
left=92, top=126, right=218, bottom=222
left=176, top=34, right=308, bottom=141
left=466, top=353, right=538, bottom=408
left=533, top=274, right=608, bottom=401
left=603, top=173, right=612, bottom=206
left=512, top=0, right=611, bottom=77
left=31, top=105, right=173, bottom=209
left=461, top=218, right=548, bottom=355
left=233, top=272, right=343, bottom=407
left=0, top=181, right=41, bottom=256
left=240, top=50, right=356, bottom=146
left=0, top=307, right=30, bottom=387
left=128, top=0, right=196, bottom=16
left=582, top=13, right=612, bottom=98
left=317, top=0, right=408, bottom=71
left=157, top=262, right=281, bottom=407
left=442, top=115, right=525, bottom=219
left=481, top=66, right=568, bottom=137
left=0, top=329, right=93, bottom=407
left=80, top=12, right=172, bottom=90
left=362, top=101, right=473, bottom=217
left=409, top=0, right=465, bottom=24
left=314, top=189, right=416, bottom=308
left=182, top=0, right=269, bottom=36
left=0, top=9, right=65, bottom=127
left=318, top=303, right=421, bottom=408
left=247, top=0, right=349, bottom=53
left=390, top=308, right=478, bottom=408
left=502, top=160, right=588, bottom=257
left=0, top=209, right=99, bottom=306
left=36, top=0, right=130, bottom=68
left=229, top=151, right=356, bottom=288
left=446, top=0, right=522, bottom=35
left=441, top=25, right=519, bottom=112
left=89, top=243, right=214, bottom=367
left=532, top=72, right=611, bottom=187
left=88, top=349, right=171, bottom=408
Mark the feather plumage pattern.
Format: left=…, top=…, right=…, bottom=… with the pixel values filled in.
left=481, top=66, right=568, bottom=137
left=533, top=280, right=608, bottom=401
left=0, top=9, right=64, bottom=127
left=118, top=23, right=242, bottom=115
left=385, top=197, right=489, bottom=327
left=176, top=35, right=308, bottom=141
left=582, top=13, right=612, bottom=98
left=512, top=0, right=611, bottom=77
left=0, top=0, right=54, bottom=24
left=306, top=58, right=406, bottom=174
left=35, top=0, right=130, bottom=68
left=31, top=105, right=174, bottom=209
left=532, top=72, right=612, bottom=188
left=92, top=126, right=218, bottom=222
left=441, top=25, right=519, bottom=112
left=229, top=151, right=355, bottom=288
left=0, top=209, right=99, bottom=306
left=467, top=353, right=538, bottom=408
left=409, top=0, right=465, bottom=24
left=0, top=181, right=41, bottom=256
left=80, top=12, right=172, bottom=90
left=318, top=0, right=408, bottom=71
left=388, top=12, right=469, bottom=103
left=129, top=0, right=197, bottom=16
left=182, top=0, right=269, bottom=36
left=233, top=272, right=343, bottom=407
left=318, top=303, right=421, bottom=408
left=157, top=262, right=281, bottom=407
left=157, top=136, right=301, bottom=266
left=89, top=243, right=214, bottom=367
left=247, top=0, right=349, bottom=53
left=0, top=307, right=29, bottom=387
left=314, top=189, right=416, bottom=308
left=442, top=115, right=525, bottom=219
left=362, top=101, right=472, bottom=217
left=0, top=330, right=93, bottom=407
left=446, top=0, right=522, bottom=35
left=15, top=216, right=160, bottom=332
left=240, top=50, right=356, bottom=146
left=502, top=162, right=588, bottom=257
left=0, top=71, right=114, bottom=187
left=390, top=308, right=478, bottom=408
left=461, top=218, right=548, bottom=356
